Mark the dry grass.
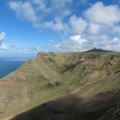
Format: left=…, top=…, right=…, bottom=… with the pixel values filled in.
left=0, top=51, right=120, bottom=119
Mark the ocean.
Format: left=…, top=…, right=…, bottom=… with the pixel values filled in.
left=0, top=58, right=25, bottom=78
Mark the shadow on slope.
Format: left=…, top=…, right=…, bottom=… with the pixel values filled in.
left=11, top=90, right=120, bottom=120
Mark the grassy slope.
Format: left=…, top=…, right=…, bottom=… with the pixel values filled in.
left=0, top=51, right=120, bottom=120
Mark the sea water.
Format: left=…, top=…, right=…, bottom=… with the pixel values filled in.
left=0, top=58, right=25, bottom=78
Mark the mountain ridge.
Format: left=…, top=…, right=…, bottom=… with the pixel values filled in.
left=0, top=51, right=120, bottom=120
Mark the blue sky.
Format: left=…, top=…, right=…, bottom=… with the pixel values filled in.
left=0, top=0, right=120, bottom=57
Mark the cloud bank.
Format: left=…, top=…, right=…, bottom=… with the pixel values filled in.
left=8, top=1, right=120, bottom=52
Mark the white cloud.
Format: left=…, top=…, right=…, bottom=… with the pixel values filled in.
left=51, top=0, right=72, bottom=7
left=9, top=1, right=38, bottom=24
left=8, top=1, right=120, bottom=52
left=44, top=15, right=88, bottom=34
left=83, top=1, right=120, bottom=49
left=85, top=2, right=120, bottom=25
left=70, top=35, right=86, bottom=44
left=69, top=15, right=87, bottom=34
left=32, top=0, right=72, bottom=13
left=43, top=14, right=88, bottom=35
left=44, top=19, right=64, bottom=32
left=105, top=37, right=120, bottom=51
left=113, top=26, right=120, bottom=36
left=9, top=1, right=120, bottom=35
left=44, top=18, right=69, bottom=32
left=31, top=0, right=50, bottom=13
left=0, top=43, right=10, bottom=50
left=0, top=32, right=20, bottom=50
left=50, top=0, right=72, bottom=18
left=0, top=43, right=18, bottom=50
left=53, top=35, right=120, bottom=52
left=8, top=0, right=73, bottom=31
left=86, top=35, right=109, bottom=41
left=0, top=32, right=6, bottom=41
left=9, top=0, right=73, bottom=26
left=87, top=23, right=101, bottom=35
left=0, top=32, right=6, bottom=49
left=113, top=37, right=119, bottom=42
left=54, top=35, right=87, bottom=51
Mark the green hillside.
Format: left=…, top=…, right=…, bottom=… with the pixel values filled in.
left=0, top=51, right=120, bottom=120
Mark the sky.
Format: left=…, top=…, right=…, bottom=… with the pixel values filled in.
left=0, top=0, right=120, bottom=57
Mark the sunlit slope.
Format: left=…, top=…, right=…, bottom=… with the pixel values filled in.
left=0, top=51, right=120, bottom=119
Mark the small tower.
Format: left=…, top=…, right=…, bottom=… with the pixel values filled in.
left=93, top=47, right=96, bottom=50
